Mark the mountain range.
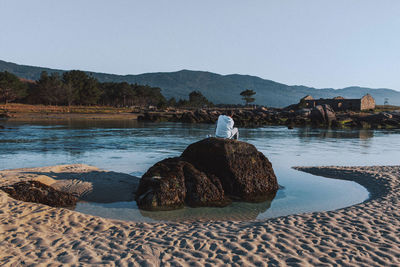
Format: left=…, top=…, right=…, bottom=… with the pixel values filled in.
left=1, top=59, right=399, bottom=107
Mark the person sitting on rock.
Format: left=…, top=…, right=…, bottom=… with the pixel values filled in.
left=215, top=110, right=239, bottom=140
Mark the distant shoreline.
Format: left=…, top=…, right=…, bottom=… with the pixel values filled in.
left=2, top=103, right=400, bottom=130
left=0, top=103, right=141, bottom=120
left=3, top=112, right=140, bottom=121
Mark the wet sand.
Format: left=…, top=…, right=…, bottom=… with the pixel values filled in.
left=0, top=165, right=399, bottom=266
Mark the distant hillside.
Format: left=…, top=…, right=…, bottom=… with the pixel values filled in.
left=1, top=59, right=400, bottom=107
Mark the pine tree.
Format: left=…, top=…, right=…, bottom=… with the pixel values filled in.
left=240, top=89, right=256, bottom=105
left=0, top=71, right=27, bottom=104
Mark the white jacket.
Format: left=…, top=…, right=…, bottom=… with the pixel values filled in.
left=215, top=115, right=234, bottom=138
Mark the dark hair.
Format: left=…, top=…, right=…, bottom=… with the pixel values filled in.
left=226, top=110, right=234, bottom=117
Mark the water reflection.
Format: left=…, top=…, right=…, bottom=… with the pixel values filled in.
left=139, top=192, right=277, bottom=221
left=297, top=127, right=374, bottom=140
left=76, top=191, right=279, bottom=222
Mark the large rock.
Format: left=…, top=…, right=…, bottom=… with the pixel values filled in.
left=296, top=108, right=312, bottom=117
left=135, top=138, right=278, bottom=210
left=1, top=181, right=78, bottom=207
left=182, top=138, right=278, bottom=201
left=135, top=157, right=228, bottom=211
left=310, top=104, right=336, bottom=126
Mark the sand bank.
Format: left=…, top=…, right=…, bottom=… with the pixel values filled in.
left=4, top=112, right=140, bottom=121
left=0, top=165, right=399, bottom=266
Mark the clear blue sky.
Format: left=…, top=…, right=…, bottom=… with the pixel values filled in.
left=1, top=0, right=399, bottom=90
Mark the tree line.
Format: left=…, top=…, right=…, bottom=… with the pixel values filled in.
left=0, top=70, right=257, bottom=108
left=0, top=70, right=213, bottom=108
left=0, top=70, right=168, bottom=107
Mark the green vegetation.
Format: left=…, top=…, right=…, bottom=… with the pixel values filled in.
left=63, top=70, right=100, bottom=106
left=29, top=72, right=65, bottom=105
left=240, top=89, right=256, bottom=105
left=0, top=70, right=215, bottom=109
left=0, top=70, right=167, bottom=108
left=99, top=81, right=166, bottom=107
left=0, top=71, right=27, bottom=104
left=176, top=91, right=213, bottom=108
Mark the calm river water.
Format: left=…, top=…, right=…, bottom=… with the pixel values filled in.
left=1, top=119, right=399, bottom=222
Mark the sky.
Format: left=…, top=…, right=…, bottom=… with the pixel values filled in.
left=1, top=0, right=400, bottom=90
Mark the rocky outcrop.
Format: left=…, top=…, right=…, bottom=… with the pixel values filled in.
left=345, top=112, right=400, bottom=129
left=139, top=108, right=315, bottom=128
left=359, top=112, right=393, bottom=124
left=0, top=181, right=78, bottom=207
left=137, top=112, right=170, bottom=122
left=310, top=105, right=337, bottom=126
left=138, top=107, right=400, bottom=129
left=136, top=138, right=278, bottom=211
left=0, top=112, right=10, bottom=119
left=136, top=157, right=228, bottom=210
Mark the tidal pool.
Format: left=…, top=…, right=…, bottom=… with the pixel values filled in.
left=1, top=119, right=398, bottom=222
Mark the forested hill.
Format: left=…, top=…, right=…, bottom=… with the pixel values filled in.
left=1, top=59, right=400, bottom=107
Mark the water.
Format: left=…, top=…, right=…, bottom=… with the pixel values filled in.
left=1, top=119, right=399, bottom=222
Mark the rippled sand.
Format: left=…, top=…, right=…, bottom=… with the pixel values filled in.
left=0, top=164, right=399, bottom=266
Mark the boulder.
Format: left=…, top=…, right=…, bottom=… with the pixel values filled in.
left=135, top=138, right=278, bottom=210
left=1, top=181, right=78, bottom=207
left=296, top=108, right=312, bottom=117
left=310, top=104, right=336, bottom=126
left=135, top=157, right=228, bottom=211
left=182, top=138, right=278, bottom=201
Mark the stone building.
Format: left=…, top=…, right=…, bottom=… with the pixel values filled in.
left=300, top=94, right=375, bottom=111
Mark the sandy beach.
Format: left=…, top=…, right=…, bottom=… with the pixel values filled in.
left=0, top=164, right=399, bottom=266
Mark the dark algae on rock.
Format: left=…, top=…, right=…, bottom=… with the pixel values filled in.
left=1, top=180, right=78, bottom=207
left=135, top=138, right=278, bottom=211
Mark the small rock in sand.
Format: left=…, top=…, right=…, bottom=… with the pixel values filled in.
left=0, top=180, right=78, bottom=207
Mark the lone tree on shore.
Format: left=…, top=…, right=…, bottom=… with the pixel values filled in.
left=240, top=89, right=256, bottom=106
